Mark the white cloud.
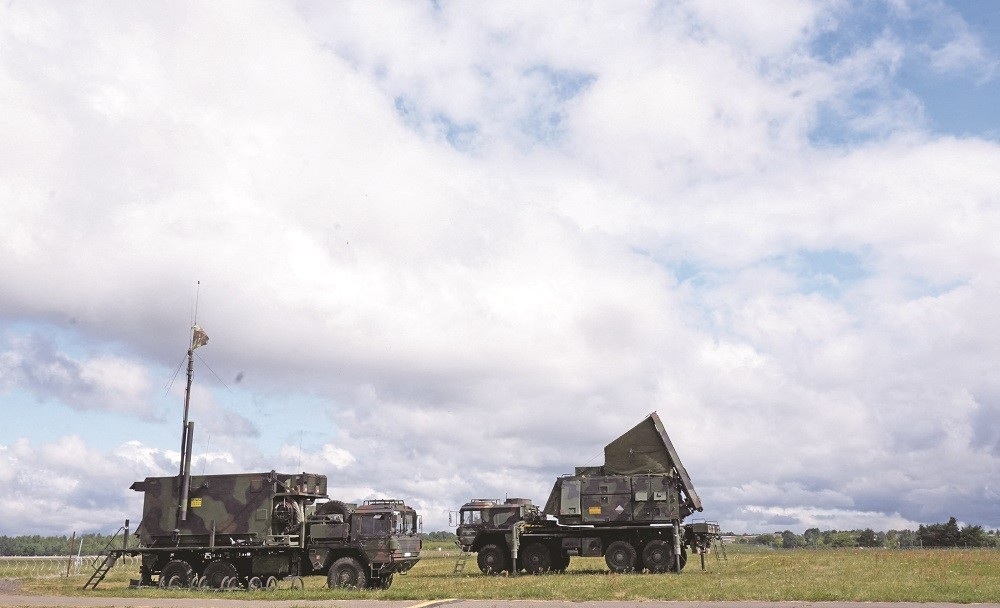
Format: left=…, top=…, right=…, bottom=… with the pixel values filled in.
left=0, top=334, right=155, bottom=416
left=1, top=1, right=999, bottom=536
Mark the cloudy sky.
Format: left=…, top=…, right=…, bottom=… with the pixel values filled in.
left=2, top=0, right=1000, bottom=537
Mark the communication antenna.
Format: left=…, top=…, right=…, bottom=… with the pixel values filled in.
left=192, top=280, right=201, bottom=325
left=297, top=431, right=303, bottom=471
left=177, top=281, right=208, bottom=525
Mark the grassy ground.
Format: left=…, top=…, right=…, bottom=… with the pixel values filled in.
left=11, top=544, right=1000, bottom=602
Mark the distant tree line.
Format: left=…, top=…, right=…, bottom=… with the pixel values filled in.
left=422, top=530, right=457, bottom=542
left=0, top=533, right=120, bottom=556
left=735, top=517, right=999, bottom=549
left=4, top=520, right=991, bottom=555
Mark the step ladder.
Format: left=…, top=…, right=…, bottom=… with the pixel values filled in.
left=83, top=553, right=118, bottom=590
left=82, top=519, right=129, bottom=590
left=452, top=543, right=473, bottom=575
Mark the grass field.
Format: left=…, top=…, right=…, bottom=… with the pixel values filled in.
left=11, top=543, right=1000, bottom=603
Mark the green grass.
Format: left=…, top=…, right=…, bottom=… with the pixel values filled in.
left=12, top=545, right=1000, bottom=602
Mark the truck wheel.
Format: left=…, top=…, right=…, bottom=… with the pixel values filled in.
left=552, top=552, right=570, bottom=573
left=521, top=542, right=552, bottom=574
left=642, top=540, right=671, bottom=573
left=328, top=556, right=368, bottom=589
left=202, top=559, right=239, bottom=589
left=159, top=559, right=193, bottom=588
left=605, top=540, right=638, bottom=573
left=477, top=544, right=508, bottom=574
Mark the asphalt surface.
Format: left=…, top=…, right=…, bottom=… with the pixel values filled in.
left=1, top=598, right=998, bottom=608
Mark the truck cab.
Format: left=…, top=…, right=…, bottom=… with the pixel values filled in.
left=454, top=498, right=538, bottom=574
left=308, top=498, right=422, bottom=589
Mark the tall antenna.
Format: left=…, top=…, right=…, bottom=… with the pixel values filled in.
left=192, top=280, right=201, bottom=325
left=177, top=281, right=208, bottom=525
left=297, top=431, right=303, bottom=472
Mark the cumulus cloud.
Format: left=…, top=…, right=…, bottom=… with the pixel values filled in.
left=1, top=1, right=999, bottom=535
left=0, top=333, right=155, bottom=416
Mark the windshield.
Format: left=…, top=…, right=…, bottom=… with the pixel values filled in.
left=360, top=513, right=389, bottom=536
left=461, top=509, right=482, bottom=525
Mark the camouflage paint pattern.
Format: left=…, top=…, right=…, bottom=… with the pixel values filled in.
left=132, top=471, right=326, bottom=546
left=129, top=474, right=420, bottom=588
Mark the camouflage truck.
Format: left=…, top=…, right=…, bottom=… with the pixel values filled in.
left=455, top=412, right=720, bottom=574
left=94, top=471, right=420, bottom=590
left=83, top=327, right=420, bottom=591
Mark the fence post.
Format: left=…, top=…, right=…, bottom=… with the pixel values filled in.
left=66, top=532, right=76, bottom=577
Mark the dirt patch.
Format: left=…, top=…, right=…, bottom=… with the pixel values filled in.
left=0, top=579, right=21, bottom=594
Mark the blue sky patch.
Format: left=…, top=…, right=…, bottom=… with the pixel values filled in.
left=786, top=248, right=870, bottom=297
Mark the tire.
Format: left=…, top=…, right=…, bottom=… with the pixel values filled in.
left=521, top=542, right=552, bottom=574
left=477, top=544, right=508, bottom=575
left=159, top=559, right=193, bottom=588
left=328, top=556, right=368, bottom=589
left=248, top=576, right=263, bottom=590
left=202, top=559, right=239, bottom=589
left=551, top=552, right=570, bottom=573
left=642, top=540, right=671, bottom=573
left=605, top=540, right=638, bottom=573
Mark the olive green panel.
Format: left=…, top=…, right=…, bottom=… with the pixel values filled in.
left=581, top=476, right=630, bottom=495
left=581, top=493, right=631, bottom=523
left=560, top=479, right=582, bottom=516
left=309, top=522, right=348, bottom=539
left=603, top=412, right=701, bottom=512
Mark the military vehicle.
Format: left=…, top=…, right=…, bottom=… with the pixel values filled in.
left=455, top=412, right=720, bottom=574
left=122, top=471, right=421, bottom=590
left=84, top=325, right=421, bottom=590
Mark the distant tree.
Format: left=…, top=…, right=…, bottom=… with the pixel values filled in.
left=752, top=533, right=775, bottom=546
left=780, top=530, right=802, bottom=549
left=958, top=524, right=988, bottom=547
left=803, top=527, right=822, bottom=547
left=891, top=529, right=918, bottom=548
left=423, top=530, right=457, bottom=542
left=822, top=529, right=836, bottom=545
left=857, top=528, right=880, bottom=547
left=919, top=517, right=961, bottom=547
left=828, top=531, right=857, bottom=547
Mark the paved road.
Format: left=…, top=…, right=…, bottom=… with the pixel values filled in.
left=2, top=598, right=998, bottom=608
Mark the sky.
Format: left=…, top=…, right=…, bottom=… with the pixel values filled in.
left=1, top=0, right=999, bottom=537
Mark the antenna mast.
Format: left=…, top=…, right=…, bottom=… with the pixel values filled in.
left=177, top=282, right=207, bottom=524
